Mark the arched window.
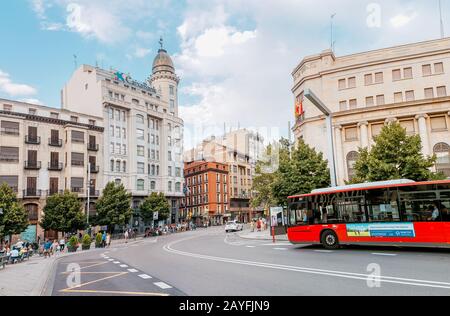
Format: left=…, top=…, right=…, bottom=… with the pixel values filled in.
left=24, top=204, right=38, bottom=221
left=122, top=161, right=126, bottom=173
left=434, top=142, right=450, bottom=177
left=136, top=114, right=144, bottom=124
left=175, top=182, right=181, bottom=192
left=110, top=160, right=114, bottom=172
left=346, top=151, right=359, bottom=181
left=150, top=181, right=156, bottom=190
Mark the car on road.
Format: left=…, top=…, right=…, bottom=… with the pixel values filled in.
left=225, top=220, right=244, bottom=233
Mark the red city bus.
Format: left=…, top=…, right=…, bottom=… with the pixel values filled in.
left=287, top=179, right=450, bottom=249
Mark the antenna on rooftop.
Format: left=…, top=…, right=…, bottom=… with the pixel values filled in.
left=439, top=0, right=445, bottom=38
left=73, top=54, right=78, bottom=69
left=330, top=13, right=336, bottom=52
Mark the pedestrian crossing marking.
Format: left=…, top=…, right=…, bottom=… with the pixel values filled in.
left=154, top=282, right=172, bottom=289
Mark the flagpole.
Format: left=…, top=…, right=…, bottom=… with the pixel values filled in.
left=439, top=0, right=445, bottom=38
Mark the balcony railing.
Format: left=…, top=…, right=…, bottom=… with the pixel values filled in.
left=88, top=189, right=100, bottom=197
left=25, top=135, right=41, bottom=145
left=0, top=155, right=19, bottom=163
left=89, top=165, right=100, bottom=173
left=0, top=128, right=19, bottom=136
left=48, top=162, right=63, bottom=171
left=48, top=138, right=63, bottom=147
left=23, top=189, right=42, bottom=198
left=47, top=189, right=64, bottom=196
left=71, top=187, right=84, bottom=194
left=87, top=143, right=99, bottom=151
left=24, top=161, right=42, bottom=170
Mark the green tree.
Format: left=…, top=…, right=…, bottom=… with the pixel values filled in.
left=351, top=122, right=444, bottom=183
left=251, top=144, right=277, bottom=212
left=41, top=191, right=86, bottom=233
left=95, top=182, right=132, bottom=232
left=140, top=192, right=170, bottom=224
left=272, top=139, right=330, bottom=205
left=0, top=184, right=28, bottom=239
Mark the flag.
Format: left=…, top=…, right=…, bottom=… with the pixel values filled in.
left=295, top=100, right=304, bottom=118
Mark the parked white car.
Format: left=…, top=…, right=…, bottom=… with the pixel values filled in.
left=225, top=220, right=244, bottom=233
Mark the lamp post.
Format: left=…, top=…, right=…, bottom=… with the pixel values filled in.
left=86, top=162, right=91, bottom=226
left=304, top=89, right=337, bottom=187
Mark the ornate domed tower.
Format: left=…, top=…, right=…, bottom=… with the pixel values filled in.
left=149, top=38, right=180, bottom=116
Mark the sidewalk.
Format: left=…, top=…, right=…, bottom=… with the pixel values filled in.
left=238, top=229, right=289, bottom=241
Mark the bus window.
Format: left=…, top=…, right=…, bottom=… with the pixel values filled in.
left=288, top=201, right=309, bottom=226
left=336, top=197, right=365, bottom=223
left=399, top=190, right=441, bottom=222
left=440, top=200, right=450, bottom=222
left=366, top=189, right=400, bottom=222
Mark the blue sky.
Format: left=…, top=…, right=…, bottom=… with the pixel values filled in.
left=0, top=0, right=449, bottom=146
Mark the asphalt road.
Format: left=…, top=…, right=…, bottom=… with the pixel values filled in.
left=51, top=227, right=450, bottom=296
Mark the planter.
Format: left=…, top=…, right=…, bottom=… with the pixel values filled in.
left=67, top=246, right=78, bottom=253
left=82, top=244, right=91, bottom=250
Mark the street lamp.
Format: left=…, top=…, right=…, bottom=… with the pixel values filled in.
left=304, top=89, right=337, bottom=187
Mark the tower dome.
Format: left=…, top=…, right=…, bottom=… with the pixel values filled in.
left=152, top=48, right=175, bottom=74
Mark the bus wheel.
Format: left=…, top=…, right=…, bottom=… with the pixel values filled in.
left=321, top=230, right=339, bottom=249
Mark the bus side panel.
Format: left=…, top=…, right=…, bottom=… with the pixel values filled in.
left=287, top=226, right=321, bottom=244
left=446, top=222, right=450, bottom=244
left=412, top=222, right=447, bottom=244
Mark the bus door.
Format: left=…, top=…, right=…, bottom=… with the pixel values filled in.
left=335, top=195, right=366, bottom=241
left=438, top=199, right=450, bottom=243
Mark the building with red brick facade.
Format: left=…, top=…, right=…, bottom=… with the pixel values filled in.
left=180, top=161, right=230, bottom=226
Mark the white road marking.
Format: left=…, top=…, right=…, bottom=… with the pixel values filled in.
left=128, top=269, right=139, bottom=273
left=314, top=250, right=334, bottom=253
left=138, top=274, right=152, bottom=279
left=372, top=253, right=398, bottom=257
left=120, top=264, right=128, bottom=268
left=246, top=246, right=256, bottom=248
left=273, top=248, right=288, bottom=251
left=163, top=236, right=450, bottom=290
left=154, top=282, right=172, bottom=289
left=113, top=261, right=120, bottom=264
left=108, top=259, right=114, bottom=261
left=262, top=243, right=291, bottom=246
left=103, top=256, right=109, bottom=259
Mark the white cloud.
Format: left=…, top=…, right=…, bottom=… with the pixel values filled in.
left=0, top=70, right=37, bottom=97
left=390, top=12, right=418, bottom=28
left=19, top=98, right=44, bottom=105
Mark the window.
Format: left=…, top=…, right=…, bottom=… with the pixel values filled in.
left=437, top=86, right=447, bottom=97
left=169, top=85, right=175, bottom=95
left=374, top=72, right=383, bottom=83
left=3, top=104, right=12, bottom=111
left=89, top=119, right=96, bottom=126
left=434, top=143, right=450, bottom=177
left=338, top=79, right=346, bottom=90
left=168, top=151, right=172, bottom=161
left=168, top=181, right=172, bottom=192
left=339, top=101, right=347, bottom=111
left=394, top=92, right=403, bottom=103
left=137, top=162, right=145, bottom=174
left=0, top=146, right=19, bottom=162
left=168, top=166, right=172, bottom=176
left=346, top=151, right=359, bottom=180
left=116, top=161, right=121, bottom=172
left=422, top=64, right=432, bottom=76
left=403, top=67, right=413, bottom=79
left=71, top=177, right=84, bottom=192
left=136, top=114, right=144, bottom=124
left=392, top=69, right=401, bottom=81
left=116, top=143, right=121, bottom=154
left=366, top=189, right=400, bottom=222
left=123, top=128, right=126, bottom=139
left=137, top=146, right=145, bottom=157
left=110, top=160, right=114, bottom=172
left=0, top=176, right=18, bottom=192
left=348, top=99, right=357, bottom=109
left=110, top=126, right=114, bottom=137
left=1, top=121, right=19, bottom=135
left=434, top=62, right=444, bottom=74
left=137, top=129, right=144, bottom=140
left=110, top=142, right=114, bottom=153
left=29, top=108, right=36, bottom=115
left=399, top=120, right=415, bottom=135
left=430, top=116, right=447, bottom=131
left=150, top=181, right=156, bottom=190
left=71, top=152, right=84, bottom=166
left=175, top=182, right=181, bottom=192
left=132, top=99, right=140, bottom=105
left=365, top=96, right=374, bottom=107
left=123, top=144, right=126, bottom=155
left=348, top=77, right=356, bottom=88
left=137, top=179, right=145, bottom=191
left=364, top=74, right=373, bottom=86
left=71, top=130, right=84, bottom=143
left=424, top=88, right=434, bottom=99
left=170, top=100, right=175, bottom=113
left=116, top=127, right=121, bottom=138
left=50, top=112, right=59, bottom=119
left=345, top=127, right=358, bottom=141
left=122, top=161, right=126, bottom=172
left=405, top=90, right=415, bottom=102
left=376, top=95, right=385, bottom=105
left=175, top=167, right=181, bottom=177
left=70, top=116, right=78, bottom=123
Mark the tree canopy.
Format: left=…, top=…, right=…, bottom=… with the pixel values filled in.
left=40, top=190, right=86, bottom=233
left=95, top=182, right=132, bottom=231
left=140, top=192, right=171, bottom=224
left=350, top=122, right=444, bottom=183
left=0, top=184, right=28, bottom=239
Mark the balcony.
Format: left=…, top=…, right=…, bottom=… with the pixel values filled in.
left=89, top=165, right=100, bottom=174
left=23, top=189, right=42, bottom=198
left=25, top=135, right=41, bottom=145
left=88, top=189, right=100, bottom=197
left=47, top=189, right=63, bottom=196
left=48, top=162, right=63, bottom=171
left=87, top=143, right=99, bottom=151
left=48, top=138, right=63, bottom=147
left=24, top=161, right=42, bottom=170
left=71, top=187, right=84, bottom=195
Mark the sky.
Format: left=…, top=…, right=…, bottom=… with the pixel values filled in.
left=0, top=0, right=449, bottom=148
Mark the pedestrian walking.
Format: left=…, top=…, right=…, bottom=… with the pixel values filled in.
left=59, top=237, right=65, bottom=252
left=102, top=231, right=107, bottom=248
left=43, top=239, right=52, bottom=258
left=250, top=220, right=255, bottom=232
left=124, top=230, right=129, bottom=243
left=256, top=219, right=261, bottom=232
left=106, top=233, right=111, bottom=247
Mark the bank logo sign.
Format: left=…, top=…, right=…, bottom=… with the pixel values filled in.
left=113, top=71, right=157, bottom=94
